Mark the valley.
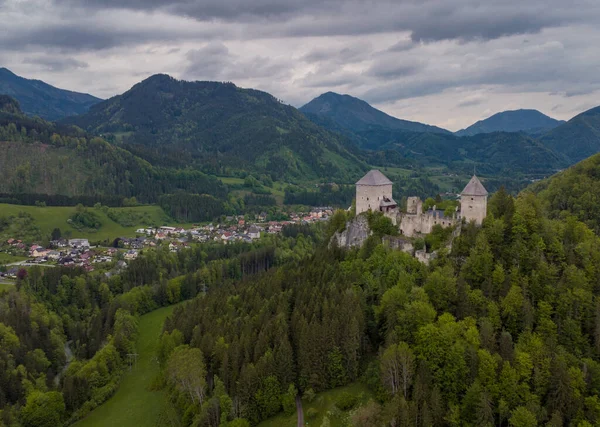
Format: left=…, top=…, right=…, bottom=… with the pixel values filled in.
left=2, top=65, right=600, bottom=427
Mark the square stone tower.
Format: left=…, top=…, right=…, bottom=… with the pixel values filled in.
left=460, top=175, right=488, bottom=225
left=356, top=170, right=394, bottom=215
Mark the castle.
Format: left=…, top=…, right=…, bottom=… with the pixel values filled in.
left=355, top=170, right=488, bottom=237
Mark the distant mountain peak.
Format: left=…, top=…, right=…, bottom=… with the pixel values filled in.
left=456, top=109, right=564, bottom=136
left=300, top=92, right=450, bottom=135
left=0, top=67, right=102, bottom=121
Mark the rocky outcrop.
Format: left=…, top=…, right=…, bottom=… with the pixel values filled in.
left=382, top=236, right=414, bottom=254
left=331, top=214, right=372, bottom=249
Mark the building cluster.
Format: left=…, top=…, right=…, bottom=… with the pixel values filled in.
left=355, top=170, right=488, bottom=238
left=1, top=207, right=335, bottom=275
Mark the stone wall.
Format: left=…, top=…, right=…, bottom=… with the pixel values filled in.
left=356, top=184, right=393, bottom=215
left=461, top=194, right=487, bottom=225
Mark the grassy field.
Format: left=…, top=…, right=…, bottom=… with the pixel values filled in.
left=0, top=282, right=14, bottom=292
left=258, top=382, right=374, bottom=427
left=218, top=177, right=286, bottom=205
left=0, top=204, right=171, bottom=242
left=74, top=304, right=179, bottom=427
left=0, top=253, right=28, bottom=264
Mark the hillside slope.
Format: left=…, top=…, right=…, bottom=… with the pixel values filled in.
left=531, top=152, right=600, bottom=232
left=0, top=97, right=227, bottom=204
left=300, top=91, right=450, bottom=134
left=0, top=67, right=101, bottom=120
left=354, top=128, right=568, bottom=174
left=63, top=75, right=366, bottom=182
left=540, top=105, right=600, bottom=163
left=456, top=109, right=564, bottom=136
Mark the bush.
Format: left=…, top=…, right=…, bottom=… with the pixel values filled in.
left=306, top=407, right=319, bottom=419
left=335, top=392, right=359, bottom=411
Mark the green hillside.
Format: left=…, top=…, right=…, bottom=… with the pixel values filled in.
left=540, top=105, right=600, bottom=163
left=356, top=128, right=568, bottom=175
left=531, top=151, right=600, bottom=232
left=0, top=203, right=170, bottom=242
left=63, top=75, right=367, bottom=182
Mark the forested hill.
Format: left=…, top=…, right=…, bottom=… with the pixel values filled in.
left=0, top=97, right=228, bottom=213
left=346, top=127, right=568, bottom=175
left=300, top=91, right=450, bottom=134
left=531, top=151, right=600, bottom=232
left=0, top=67, right=101, bottom=121
left=540, top=105, right=600, bottom=163
left=456, top=109, right=564, bottom=136
left=63, top=75, right=367, bottom=182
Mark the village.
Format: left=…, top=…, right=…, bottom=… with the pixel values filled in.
left=0, top=207, right=334, bottom=279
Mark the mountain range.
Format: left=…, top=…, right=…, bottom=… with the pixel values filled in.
left=300, top=91, right=450, bottom=134
left=61, top=74, right=366, bottom=182
left=2, top=67, right=600, bottom=203
left=0, top=67, right=101, bottom=121
left=456, top=109, right=564, bottom=136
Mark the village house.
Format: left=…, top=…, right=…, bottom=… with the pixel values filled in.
left=124, top=250, right=138, bottom=260
left=248, top=225, right=261, bottom=240
left=69, top=239, right=90, bottom=249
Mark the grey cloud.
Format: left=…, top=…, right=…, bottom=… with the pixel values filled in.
left=302, top=43, right=371, bottom=64
left=52, top=0, right=598, bottom=43
left=457, top=97, right=486, bottom=108
left=366, top=60, right=423, bottom=79
left=22, top=56, right=89, bottom=72
left=185, top=42, right=291, bottom=82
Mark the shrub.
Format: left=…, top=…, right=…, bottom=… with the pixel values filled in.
left=306, top=407, right=319, bottom=419
left=335, top=392, right=359, bottom=411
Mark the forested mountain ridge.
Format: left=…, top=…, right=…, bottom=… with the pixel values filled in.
left=300, top=91, right=450, bottom=134
left=540, top=105, right=600, bottom=163
left=350, top=127, right=568, bottom=174
left=0, top=97, right=228, bottom=212
left=0, top=67, right=101, bottom=121
left=300, top=93, right=570, bottom=175
left=531, top=151, right=600, bottom=232
left=456, top=109, right=564, bottom=136
left=63, top=75, right=367, bottom=182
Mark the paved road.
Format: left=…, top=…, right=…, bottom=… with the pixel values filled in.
left=7, top=261, right=55, bottom=267
left=296, top=395, right=304, bottom=427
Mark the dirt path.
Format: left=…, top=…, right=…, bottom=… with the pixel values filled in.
left=296, top=394, right=304, bottom=427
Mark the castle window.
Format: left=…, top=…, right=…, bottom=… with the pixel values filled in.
left=471, top=197, right=474, bottom=201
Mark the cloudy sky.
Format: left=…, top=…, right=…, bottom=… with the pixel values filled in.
left=2, top=0, right=600, bottom=130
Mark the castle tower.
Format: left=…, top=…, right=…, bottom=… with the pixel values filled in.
left=460, top=175, right=488, bottom=225
left=355, top=170, right=395, bottom=215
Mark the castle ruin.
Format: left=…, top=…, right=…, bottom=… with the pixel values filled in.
left=355, top=169, right=488, bottom=237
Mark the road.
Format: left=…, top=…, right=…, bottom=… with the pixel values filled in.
left=7, top=261, right=56, bottom=267
left=296, top=395, right=304, bottom=427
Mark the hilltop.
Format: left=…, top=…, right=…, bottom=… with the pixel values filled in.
left=456, top=109, right=564, bottom=136
left=63, top=75, right=367, bottom=182
left=0, top=67, right=101, bottom=120
left=300, top=91, right=450, bottom=134
left=539, top=105, right=600, bottom=163
left=531, top=151, right=600, bottom=232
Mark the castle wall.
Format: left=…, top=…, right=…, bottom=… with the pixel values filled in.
left=461, top=195, right=487, bottom=225
left=356, top=184, right=393, bottom=215
left=399, top=209, right=459, bottom=237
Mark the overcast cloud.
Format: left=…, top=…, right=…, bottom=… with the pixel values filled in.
left=2, top=0, right=600, bottom=130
